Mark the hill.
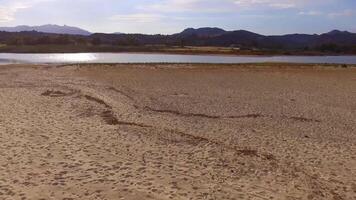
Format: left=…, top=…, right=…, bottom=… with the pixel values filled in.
left=178, top=27, right=227, bottom=37
left=0, top=24, right=91, bottom=36
left=0, top=26, right=355, bottom=54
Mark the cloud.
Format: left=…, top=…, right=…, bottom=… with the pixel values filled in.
left=269, top=3, right=295, bottom=9
left=138, top=0, right=325, bottom=13
left=109, top=13, right=164, bottom=23
left=298, top=8, right=355, bottom=18
left=0, top=3, right=28, bottom=22
left=298, top=11, right=323, bottom=16
left=0, top=0, right=353, bottom=34
left=234, top=0, right=296, bottom=9
left=297, top=9, right=354, bottom=18
left=0, top=0, right=54, bottom=23
left=140, top=0, right=232, bottom=13
left=328, top=9, right=354, bottom=18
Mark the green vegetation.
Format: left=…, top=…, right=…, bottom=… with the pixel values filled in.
left=0, top=44, right=340, bottom=55
left=0, top=31, right=355, bottom=55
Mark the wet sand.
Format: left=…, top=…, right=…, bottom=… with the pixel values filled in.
left=0, top=64, right=355, bottom=200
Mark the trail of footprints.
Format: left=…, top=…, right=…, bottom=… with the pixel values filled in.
left=30, top=86, right=279, bottom=199
left=39, top=87, right=321, bottom=199
left=0, top=70, right=349, bottom=200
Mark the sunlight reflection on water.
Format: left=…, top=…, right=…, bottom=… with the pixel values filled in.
left=0, top=53, right=356, bottom=64
left=48, top=53, right=97, bottom=62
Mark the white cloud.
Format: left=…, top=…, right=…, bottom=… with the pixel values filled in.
left=298, top=9, right=355, bottom=18
left=299, top=9, right=355, bottom=18
left=139, top=0, right=324, bottom=13
left=109, top=13, right=164, bottom=23
left=0, top=0, right=53, bottom=23
left=298, top=11, right=323, bottom=16
left=140, top=0, right=231, bottom=13
left=328, top=9, right=354, bottom=18
left=0, top=3, right=28, bottom=22
left=269, top=3, right=295, bottom=9
left=234, top=0, right=296, bottom=9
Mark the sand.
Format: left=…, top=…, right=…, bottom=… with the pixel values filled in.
left=0, top=63, right=355, bottom=200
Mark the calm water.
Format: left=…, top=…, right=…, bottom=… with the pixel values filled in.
left=1, top=53, right=356, bottom=64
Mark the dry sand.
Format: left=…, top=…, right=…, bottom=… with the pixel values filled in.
left=0, top=63, right=355, bottom=200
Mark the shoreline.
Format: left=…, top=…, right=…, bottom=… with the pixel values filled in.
left=0, top=50, right=355, bottom=56
left=1, top=53, right=356, bottom=66
left=1, top=62, right=356, bottom=68
left=1, top=45, right=355, bottom=56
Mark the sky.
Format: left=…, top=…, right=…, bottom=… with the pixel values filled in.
left=0, top=0, right=355, bottom=35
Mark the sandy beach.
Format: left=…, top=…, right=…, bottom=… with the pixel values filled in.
left=0, top=63, right=355, bottom=200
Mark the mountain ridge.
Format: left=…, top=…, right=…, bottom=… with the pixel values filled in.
left=0, top=24, right=354, bottom=37
left=0, top=25, right=355, bottom=54
left=0, top=24, right=91, bottom=36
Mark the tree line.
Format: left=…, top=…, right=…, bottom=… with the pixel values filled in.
left=0, top=31, right=355, bottom=54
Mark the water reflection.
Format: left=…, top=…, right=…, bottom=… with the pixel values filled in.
left=0, top=53, right=356, bottom=64
left=48, top=53, right=97, bottom=62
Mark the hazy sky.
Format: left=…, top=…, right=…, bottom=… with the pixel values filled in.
left=0, top=0, right=355, bottom=34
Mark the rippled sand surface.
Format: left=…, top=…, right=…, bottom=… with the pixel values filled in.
left=0, top=64, right=355, bottom=200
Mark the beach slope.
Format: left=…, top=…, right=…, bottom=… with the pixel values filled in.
left=0, top=64, right=355, bottom=200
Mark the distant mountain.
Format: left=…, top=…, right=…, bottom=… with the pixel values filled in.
left=209, top=30, right=263, bottom=46
left=324, top=30, right=351, bottom=35
left=178, top=27, right=226, bottom=37
left=0, top=24, right=91, bottom=36
left=0, top=26, right=355, bottom=54
left=172, top=28, right=356, bottom=50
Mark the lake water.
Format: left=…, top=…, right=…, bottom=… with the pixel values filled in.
left=1, top=53, right=356, bottom=64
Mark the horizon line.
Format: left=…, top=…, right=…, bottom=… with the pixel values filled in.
left=0, top=24, right=354, bottom=36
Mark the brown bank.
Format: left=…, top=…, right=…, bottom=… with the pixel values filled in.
left=0, top=63, right=355, bottom=200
